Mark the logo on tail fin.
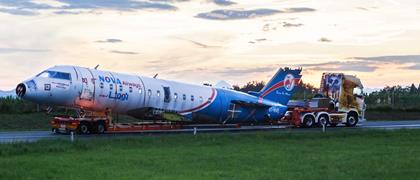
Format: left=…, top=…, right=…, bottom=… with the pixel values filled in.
left=284, top=74, right=295, bottom=92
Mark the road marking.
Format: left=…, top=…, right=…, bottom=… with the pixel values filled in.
left=364, top=124, right=420, bottom=128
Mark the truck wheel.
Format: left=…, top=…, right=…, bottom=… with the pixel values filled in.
left=96, top=122, right=106, bottom=134
left=302, top=115, right=315, bottom=128
left=317, top=115, right=329, bottom=127
left=346, top=113, right=359, bottom=127
left=78, top=122, right=90, bottom=134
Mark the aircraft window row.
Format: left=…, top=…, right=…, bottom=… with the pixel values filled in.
left=146, top=87, right=203, bottom=103
left=100, top=82, right=104, bottom=89
left=119, top=85, right=123, bottom=92
left=109, top=84, right=113, bottom=90
left=129, top=87, right=133, bottom=93
left=37, top=71, right=71, bottom=80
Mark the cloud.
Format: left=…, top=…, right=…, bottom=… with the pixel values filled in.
left=54, top=10, right=83, bottom=15
left=54, top=10, right=102, bottom=15
left=58, top=0, right=177, bottom=11
left=196, top=7, right=315, bottom=20
left=96, top=38, right=123, bottom=43
left=0, top=0, right=53, bottom=10
left=174, top=38, right=222, bottom=48
left=319, top=37, right=332, bottom=42
left=213, top=67, right=276, bottom=76
left=298, top=61, right=378, bottom=72
left=0, top=8, right=39, bottom=16
left=0, top=48, right=49, bottom=54
left=196, top=9, right=281, bottom=20
left=351, top=55, right=420, bottom=71
left=0, top=0, right=177, bottom=16
left=0, top=0, right=54, bottom=16
left=211, top=0, right=236, bottom=6
left=284, top=8, right=316, bottom=13
left=282, top=22, right=303, bottom=27
left=352, top=55, right=420, bottom=63
left=403, top=64, right=420, bottom=70
left=109, top=50, right=138, bottom=55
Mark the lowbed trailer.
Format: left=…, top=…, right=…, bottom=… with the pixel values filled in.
left=51, top=116, right=182, bottom=134
left=50, top=115, right=245, bottom=134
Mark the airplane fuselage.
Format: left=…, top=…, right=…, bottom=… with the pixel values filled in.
left=17, top=66, right=300, bottom=123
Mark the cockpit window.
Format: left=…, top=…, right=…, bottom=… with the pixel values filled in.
left=37, top=71, right=71, bottom=80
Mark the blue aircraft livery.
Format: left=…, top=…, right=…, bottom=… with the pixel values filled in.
left=16, top=66, right=302, bottom=124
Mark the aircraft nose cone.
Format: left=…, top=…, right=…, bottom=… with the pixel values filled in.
left=16, top=83, right=26, bottom=98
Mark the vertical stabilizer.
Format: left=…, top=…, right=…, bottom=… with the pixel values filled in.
left=257, top=68, right=302, bottom=105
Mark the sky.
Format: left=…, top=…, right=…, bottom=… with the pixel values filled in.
left=0, top=0, right=419, bottom=91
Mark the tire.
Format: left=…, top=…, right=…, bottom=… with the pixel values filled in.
left=317, top=114, right=329, bottom=127
left=52, top=128, right=60, bottom=134
left=96, top=122, right=106, bottom=134
left=346, top=112, right=359, bottom=127
left=78, top=122, right=90, bottom=134
left=302, top=115, right=315, bottom=128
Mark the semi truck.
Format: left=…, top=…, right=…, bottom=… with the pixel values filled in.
left=282, top=73, right=366, bottom=127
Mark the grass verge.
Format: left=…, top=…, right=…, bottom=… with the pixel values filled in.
left=1, top=129, right=420, bottom=179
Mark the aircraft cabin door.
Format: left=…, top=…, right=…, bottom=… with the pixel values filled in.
left=75, top=68, right=95, bottom=102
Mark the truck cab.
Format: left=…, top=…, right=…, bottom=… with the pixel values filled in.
left=284, top=73, right=366, bottom=128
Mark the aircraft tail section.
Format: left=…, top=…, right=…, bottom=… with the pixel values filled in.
left=257, top=67, right=302, bottom=105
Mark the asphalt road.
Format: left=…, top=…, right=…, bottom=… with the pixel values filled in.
left=1, top=120, right=420, bottom=143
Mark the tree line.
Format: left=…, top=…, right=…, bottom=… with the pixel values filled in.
left=365, top=84, right=420, bottom=111
left=233, top=80, right=319, bottom=100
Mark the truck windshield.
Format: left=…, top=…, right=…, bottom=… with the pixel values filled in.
left=37, top=71, right=71, bottom=80
left=353, top=87, right=363, bottom=96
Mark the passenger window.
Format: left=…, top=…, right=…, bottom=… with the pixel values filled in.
left=110, top=84, right=114, bottom=90
left=183, top=94, right=186, bottom=101
left=199, top=96, right=203, bottom=102
left=100, top=82, right=104, bottom=89
left=129, top=87, right=133, bottom=93
left=148, top=89, right=152, bottom=96
left=157, top=90, right=161, bottom=97
left=191, top=95, right=194, bottom=101
left=119, top=85, right=123, bottom=92
left=174, top=93, right=178, bottom=100
left=139, top=89, right=142, bottom=94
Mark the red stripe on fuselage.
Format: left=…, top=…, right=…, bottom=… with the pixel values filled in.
left=179, top=88, right=216, bottom=114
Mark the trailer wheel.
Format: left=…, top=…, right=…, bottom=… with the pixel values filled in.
left=78, top=122, right=90, bottom=134
left=52, top=128, right=59, bottom=134
left=346, top=112, right=359, bottom=127
left=302, top=115, right=315, bottom=128
left=96, top=122, right=106, bottom=134
left=317, top=114, right=329, bottom=127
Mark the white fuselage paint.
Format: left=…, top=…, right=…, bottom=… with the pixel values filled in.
left=21, top=66, right=215, bottom=115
